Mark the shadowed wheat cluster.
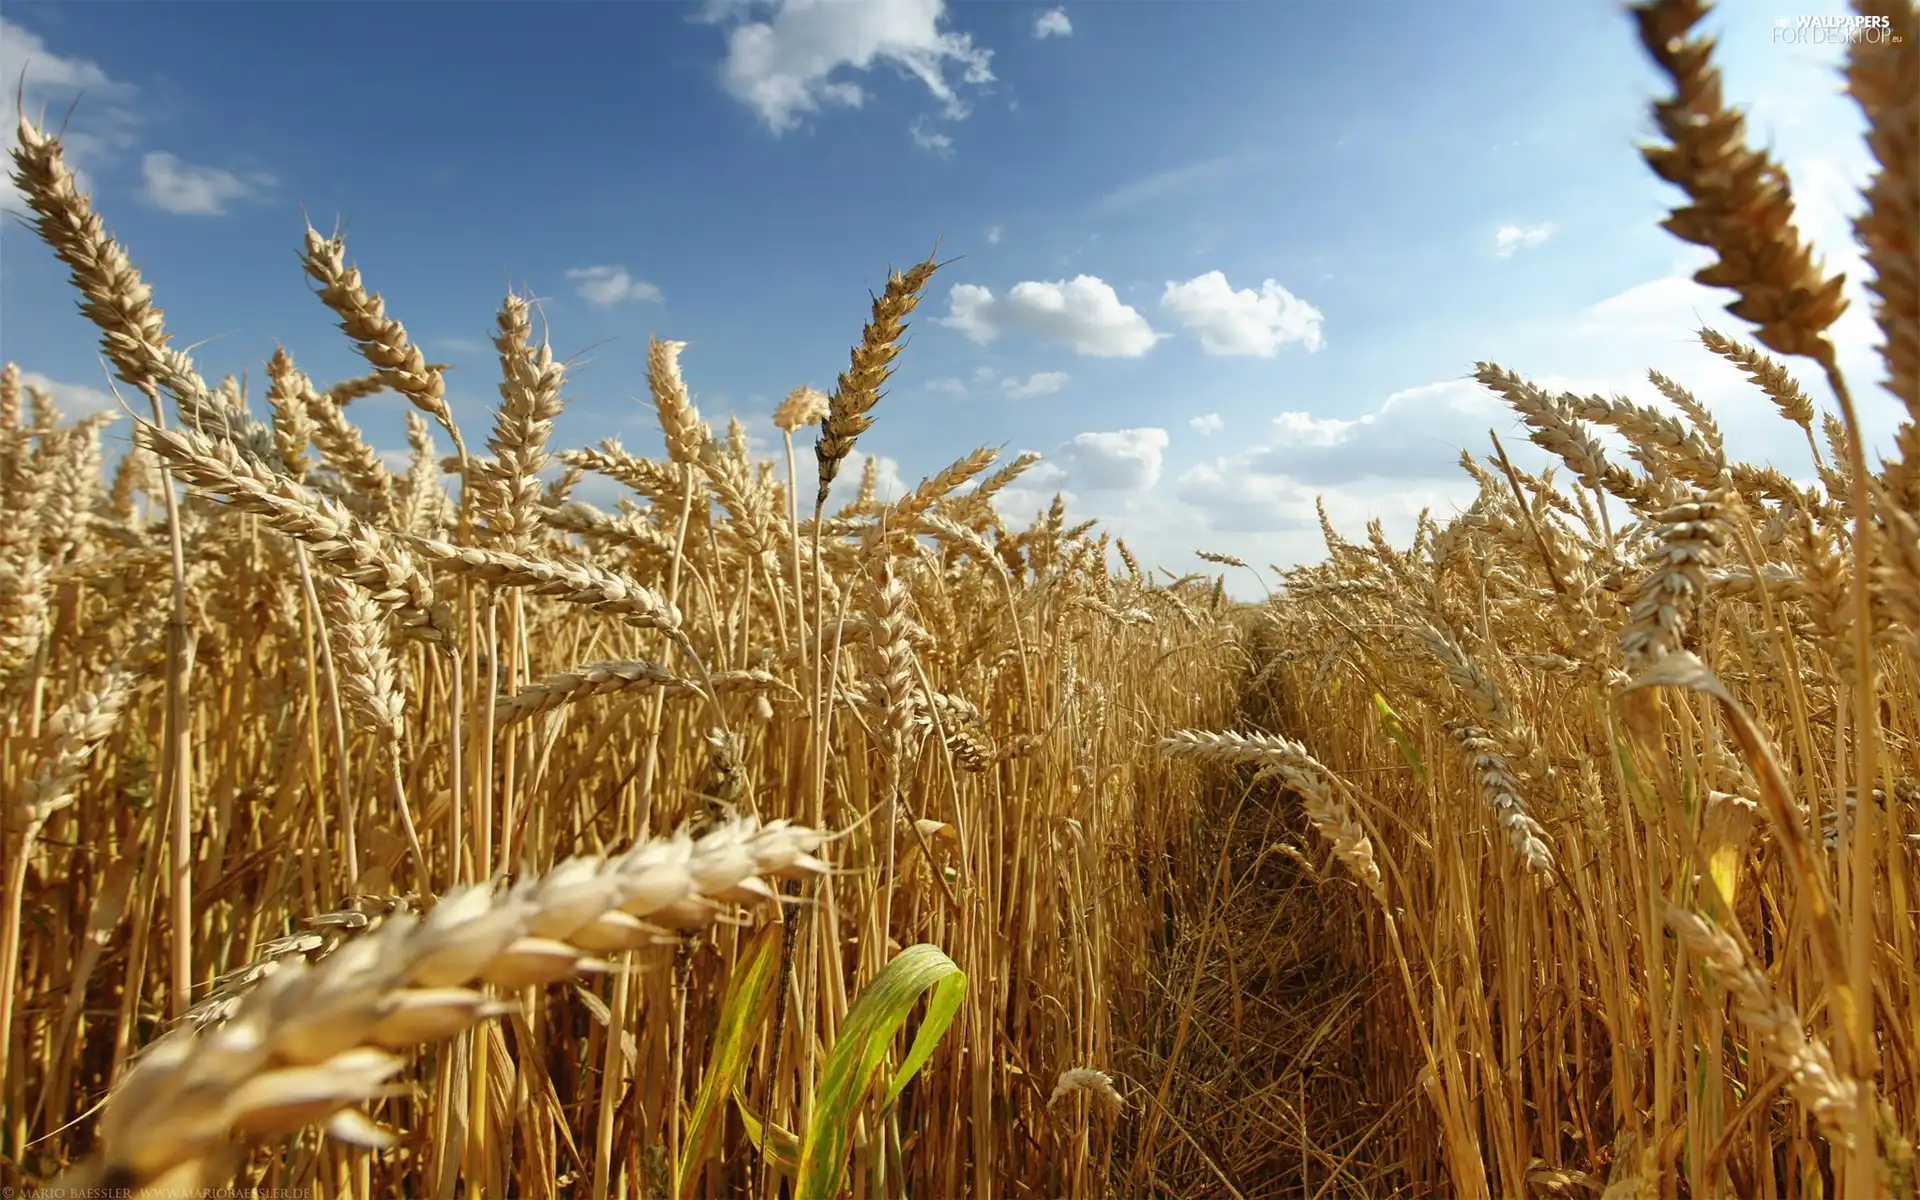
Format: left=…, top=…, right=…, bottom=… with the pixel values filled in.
left=1, top=0, right=1916, bottom=1196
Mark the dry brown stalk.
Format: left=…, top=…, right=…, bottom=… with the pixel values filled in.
left=494, top=661, right=792, bottom=725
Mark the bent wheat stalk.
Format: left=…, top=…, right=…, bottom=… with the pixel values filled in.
left=56, top=817, right=829, bottom=1194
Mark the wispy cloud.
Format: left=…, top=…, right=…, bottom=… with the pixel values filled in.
left=1, top=17, right=140, bottom=212
left=140, top=152, right=275, bottom=216
left=19, top=370, right=120, bottom=417
left=1094, top=154, right=1244, bottom=215
left=566, top=266, right=664, bottom=307
left=909, top=116, right=954, bottom=156
left=1002, top=370, right=1069, bottom=398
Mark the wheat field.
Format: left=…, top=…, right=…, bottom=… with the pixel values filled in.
left=1, top=0, right=1916, bottom=1196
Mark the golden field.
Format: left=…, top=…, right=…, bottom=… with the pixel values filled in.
left=1, top=1, right=1915, bottom=1195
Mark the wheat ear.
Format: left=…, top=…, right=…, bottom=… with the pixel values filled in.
left=56, top=817, right=829, bottom=1193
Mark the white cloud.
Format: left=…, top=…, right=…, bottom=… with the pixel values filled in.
left=1095, top=155, right=1241, bottom=216
left=1, top=18, right=116, bottom=96
left=794, top=450, right=908, bottom=510
left=1033, top=8, right=1072, bottom=38
left=1054, top=427, right=1168, bottom=491
left=1002, top=370, right=1068, bottom=398
left=909, top=116, right=954, bottom=155
left=939, top=276, right=1162, bottom=357
left=1494, top=222, right=1555, bottom=257
left=992, top=483, right=1074, bottom=521
left=716, top=0, right=994, bottom=134
left=985, top=224, right=1002, bottom=245
left=2, top=18, right=139, bottom=213
left=139, top=152, right=275, bottom=216
left=1160, top=271, right=1324, bottom=356
left=1189, top=412, right=1222, bottom=435
left=1169, top=380, right=1545, bottom=535
left=923, top=367, right=1069, bottom=399
left=1177, top=454, right=1473, bottom=537
left=19, top=371, right=120, bottom=417
left=566, top=266, right=664, bottom=307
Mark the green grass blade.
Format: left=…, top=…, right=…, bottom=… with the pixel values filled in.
left=733, top=1082, right=801, bottom=1176
left=1372, top=691, right=1427, bottom=786
left=677, top=924, right=782, bottom=1198
left=795, top=943, right=967, bottom=1200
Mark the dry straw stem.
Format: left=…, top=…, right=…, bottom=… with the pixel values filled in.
left=493, top=660, right=794, bottom=725
left=815, top=250, right=943, bottom=508
left=57, top=818, right=830, bottom=1193
left=2, top=667, right=134, bottom=1100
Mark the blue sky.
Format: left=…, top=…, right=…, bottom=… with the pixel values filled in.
left=0, top=0, right=1900, bottom=593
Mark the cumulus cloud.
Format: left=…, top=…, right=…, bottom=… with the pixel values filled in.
left=1177, top=454, right=1475, bottom=536
left=140, top=152, right=275, bottom=216
left=1033, top=8, right=1072, bottom=38
left=1160, top=271, right=1324, bottom=356
left=1165, top=378, right=1564, bottom=535
left=566, top=266, right=664, bottom=307
left=985, top=224, right=1002, bottom=244
left=939, top=276, right=1162, bottom=357
left=1231, top=380, right=1510, bottom=489
left=1002, top=370, right=1068, bottom=398
left=1053, top=427, right=1168, bottom=491
left=1494, top=222, right=1555, bottom=257
left=716, top=0, right=994, bottom=134
left=1189, top=412, right=1222, bottom=435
